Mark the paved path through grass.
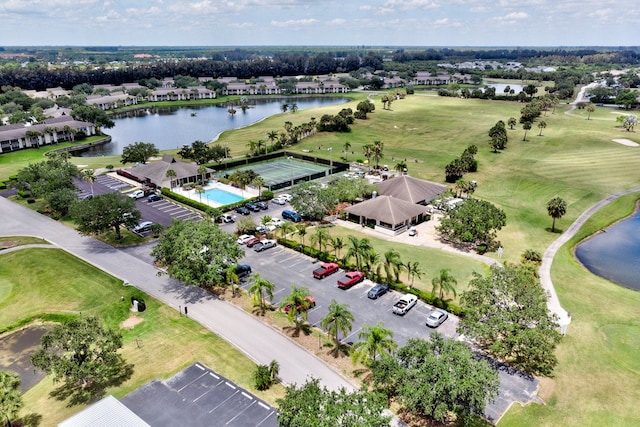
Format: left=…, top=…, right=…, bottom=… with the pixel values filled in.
left=0, top=197, right=355, bottom=393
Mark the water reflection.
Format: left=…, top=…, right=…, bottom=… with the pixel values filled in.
left=575, top=211, right=640, bottom=291
left=81, top=97, right=347, bottom=157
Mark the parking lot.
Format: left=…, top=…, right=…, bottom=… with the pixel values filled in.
left=235, top=239, right=459, bottom=347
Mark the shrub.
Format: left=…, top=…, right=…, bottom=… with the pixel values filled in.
left=521, top=248, right=542, bottom=265
left=261, top=190, right=273, bottom=200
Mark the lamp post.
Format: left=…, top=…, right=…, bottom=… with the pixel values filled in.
left=288, top=156, right=294, bottom=187
left=328, top=147, right=333, bottom=175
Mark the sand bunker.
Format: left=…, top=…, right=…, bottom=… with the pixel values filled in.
left=120, top=315, right=144, bottom=329
left=612, top=138, right=639, bottom=147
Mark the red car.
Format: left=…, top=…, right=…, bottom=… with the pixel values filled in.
left=283, top=296, right=316, bottom=313
left=313, top=262, right=339, bottom=279
left=337, top=271, right=365, bottom=289
left=245, top=237, right=263, bottom=248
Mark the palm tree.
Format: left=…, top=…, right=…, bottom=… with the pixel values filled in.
left=547, top=196, right=567, bottom=232
left=296, top=225, right=307, bottom=250
left=343, top=141, right=352, bottom=162
left=197, top=165, right=208, bottom=184
left=508, top=117, right=517, bottom=130
left=329, top=236, right=344, bottom=261
left=537, top=120, right=547, bottom=136
left=320, top=300, right=354, bottom=357
left=394, top=160, right=407, bottom=175
left=310, top=227, right=330, bottom=255
left=279, top=286, right=314, bottom=337
left=267, top=130, right=279, bottom=151
left=362, top=144, right=374, bottom=172
left=0, top=370, right=23, bottom=427
left=351, top=322, right=397, bottom=366
left=522, top=121, right=532, bottom=141
left=251, top=176, right=265, bottom=198
left=404, top=261, right=423, bottom=289
left=372, top=140, right=384, bottom=170
left=166, top=169, right=177, bottom=189
left=345, top=236, right=372, bottom=271
left=383, top=249, right=403, bottom=285
left=431, top=268, right=458, bottom=301
left=364, top=250, right=382, bottom=282
left=80, top=168, right=96, bottom=197
left=247, top=140, right=258, bottom=156
left=280, top=221, right=296, bottom=240
left=223, top=265, right=240, bottom=296
left=586, top=103, right=596, bottom=120
left=195, top=185, right=205, bottom=202
left=248, top=273, right=275, bottom=315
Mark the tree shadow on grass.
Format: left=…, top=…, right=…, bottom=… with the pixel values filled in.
left=283, top=322, right=312, bottom=338
left=545, top=227, right=564, bottom=234
left=48, top=361, right=134, bottom=406
left=14, top=413, right=43, bottom=427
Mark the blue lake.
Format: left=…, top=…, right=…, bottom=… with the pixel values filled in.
left=81, top=97, right=347, bottom=156
left=575, top=210, right=640, bottom=291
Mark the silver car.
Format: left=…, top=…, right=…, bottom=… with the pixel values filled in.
left=425, top=309, right=449, bottom=328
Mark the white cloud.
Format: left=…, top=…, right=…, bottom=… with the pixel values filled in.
left=504, top=11, right=528, bottom=20
left=229, top=22, right=254, bottom=29
left=270, top=18, right=318, bottom=28
left=383, top=0, right=439, bottom=9
left=328, top=18, right=347, bottom=25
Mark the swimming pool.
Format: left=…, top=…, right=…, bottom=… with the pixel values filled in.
left=204, top=188, right=245, bottom=205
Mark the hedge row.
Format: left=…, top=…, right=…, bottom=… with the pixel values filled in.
left=159, top=187, right=274, bottom=218
left=276, top=237, right=464, bottom=317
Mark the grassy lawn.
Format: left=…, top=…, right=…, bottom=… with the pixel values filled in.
left=301, top=225, right=489, bottom=300
left=0, top=248, right=283, bottom=425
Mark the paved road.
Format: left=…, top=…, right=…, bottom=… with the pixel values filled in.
left=0, top=196, right=355, bottom=392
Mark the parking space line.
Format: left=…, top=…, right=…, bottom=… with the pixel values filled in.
left=342, top=327, right=362, bottom=343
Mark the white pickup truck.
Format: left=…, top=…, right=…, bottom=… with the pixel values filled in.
left=392, top=293, right=418, bottom=315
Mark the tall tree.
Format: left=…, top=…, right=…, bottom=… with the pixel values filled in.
left=546, top=196, right=567, bottom=232
left=320, top=300, right=354, bottom=357
left=80, top=168, right=96, bottom=197
left=310, top=226, right=331, bottom=255
left=372, top=140, right=384, bottom=170
left=342, top=141, right=352, bottom=162
left=345, top=236, right=373, bottom=271
left=431, top=268, right=457, bottom=301
left=507, top=116, right=517, bottom=129
left=370, top=334, right=499, bottom=423
left=537, top=120, right=547, bottom=136
left=362, top=143, right=374, bottom=172
left=0, top=371, right=23, bottom=427
left=329, top=236, right=344, bottom=261
left=586, top=103, right=596, bottom=120
left=279, top=286, right=314, bottom=337
left=277, top=378, right=390, bottom=427
left=151, top=219, right=244, bottom=288
left=31, top=317, right=133, bottom=404
left=458, top=265, right=562, bottom=376
left=404, top=261, right=423, bottom=288
left=351, top=322, right=397, bottom=366
left=436, top=198, right=507, bottom=249
left=70, top=192, right=140, bottom=240
left=522, top=121, right=532, bottom=141
left=166, top=168, right=177, bottom=189
left=383, top=249, right=403, bottom=285
left=248, top=273, right=275, bottom=316
left=120, top=141, right=159, bottom=165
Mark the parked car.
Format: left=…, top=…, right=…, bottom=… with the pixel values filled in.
left=132, top=221, right=154, bottom=233
left=425, top=309, right=449, bottom=328
left=147, top=194, right=163, bottom=203
left=245, top=202, right=261, bottom=212
left=282, top=209, right=302, bottom=222
left=254, top=239, right=276, bottom=252
left=313, top=262, right=340, bottom=279
left=283, top=296, right=316, bottom=314
left=408, top=226, right=417, bottom=236
left=367, top=284, right=389, bottom=299
left=235, top=264, right=252, bottom=279
left=337, top=271, right=365, bottom=289
left=279, top=194, right=293, bottom=202
left=268, top=218, right=285, bottom=227
left=392, top=293, right=418, bottom=315
left=235, top=206, right=251, bottom=216
left=221, top=213, right=235, bottom=223
left=255, top=201, right=269, bottom=210
left=128, top=189, right=145, bottom=199
left=245, top=237, right=263, bottom=248
left=237, top=234, right=254, bottom=245
left=271, top=197, right=286, bottom=205
left=256, top=224, right=276, bottom=234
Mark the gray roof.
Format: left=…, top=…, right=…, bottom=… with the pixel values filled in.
left=344, top=195, right=427, bottom=225
left=377, top=175, right=447, bottom=204
left=58, top=395, right=150, bottom=427
left=124, top=156, right=213, bottom=187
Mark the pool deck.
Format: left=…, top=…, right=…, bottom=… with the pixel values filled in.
left=172, top=180, right=259, bottom=208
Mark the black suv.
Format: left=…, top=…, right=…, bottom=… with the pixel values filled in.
left=245, top=202, right=261, bottom=212
left=235, top=206, right=251, bottom=215
left=255, top=201, right=269, bottom=210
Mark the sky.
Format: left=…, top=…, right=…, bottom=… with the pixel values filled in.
left=1, top=0, right=638, bottom=47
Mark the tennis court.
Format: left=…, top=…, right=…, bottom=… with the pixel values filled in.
left=221, top=156, right=334, bottom=190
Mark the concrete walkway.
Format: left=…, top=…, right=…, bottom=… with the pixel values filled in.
left=0, top=197, right=355, bottom=392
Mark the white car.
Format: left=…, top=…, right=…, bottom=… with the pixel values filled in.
left=268, top=218, right=285, bottom=227
left=132, top=221, right=153, bottom=233
left=425, top=309, right=449, bottom=328
left=271, top=197, right=286, bottom=205
left=256, top=223, right=277, bottom=233
left=279, top=194, right=293, bottom=202
left=128, top=189, right=145, bottom=199
left=236, top=234, right=254, bottom=245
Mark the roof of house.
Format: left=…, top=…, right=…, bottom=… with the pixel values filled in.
left=344, top=195, right=427, bottom=225
left=124, top=156, right=213, bottom=186
left=58, top=395, right=150, bottom=427
left=377, top=175, right=447, bottom=204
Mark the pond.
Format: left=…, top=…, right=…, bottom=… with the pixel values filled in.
left=80, top=97, right=348, bottom=157
left=483, top=81, right=525, bottom=94
left=575, top=210, right=640, bottom=291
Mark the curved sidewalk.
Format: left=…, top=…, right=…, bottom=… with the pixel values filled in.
left=0, top=197, right=355, bottom=392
